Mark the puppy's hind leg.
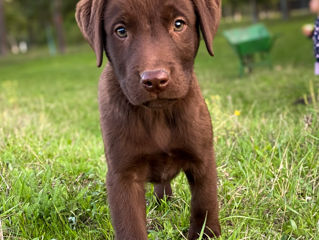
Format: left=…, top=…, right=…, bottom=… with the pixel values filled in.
left=154, top=182, right=173, bottom=201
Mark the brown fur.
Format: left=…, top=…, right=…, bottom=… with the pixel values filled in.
left=76, top=0, right=221, bottom=239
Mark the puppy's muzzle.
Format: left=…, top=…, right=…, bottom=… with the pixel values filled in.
left=140, top=70, right=169, bottom=94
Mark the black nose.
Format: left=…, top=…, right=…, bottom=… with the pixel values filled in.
left=140, top=70, right=169, bottom=93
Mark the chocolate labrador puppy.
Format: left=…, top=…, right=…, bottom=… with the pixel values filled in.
left=76, top=0, right=221, bottom=239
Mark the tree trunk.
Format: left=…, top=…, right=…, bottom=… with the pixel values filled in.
left=251, top=0, right=258, bottom=23
left=53, top=0, right=66, bottom=54
left=0, top=0, right=7, bottom=56
left=230, top=4, right=236, bottom=21
left=301, top=0, right=308, bottom=8
left=280, top=0, right=289, bottom=20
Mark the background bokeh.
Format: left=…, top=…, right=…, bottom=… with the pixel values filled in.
left=0, top=0, right=313, bottom=55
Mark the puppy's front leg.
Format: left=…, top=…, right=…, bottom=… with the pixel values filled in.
left=186, top=158, right=221, bottom=239
left=107, top=171, right=148, bottom=240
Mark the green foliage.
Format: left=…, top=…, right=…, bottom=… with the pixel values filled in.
left=223, top=0, right=288, bottom=8
left=0, top=16, right=319, bottom=239
left=4, top=0, right=79, bottom=45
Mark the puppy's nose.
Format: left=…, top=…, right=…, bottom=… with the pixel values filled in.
left=140, top=70, right=169, bottom=93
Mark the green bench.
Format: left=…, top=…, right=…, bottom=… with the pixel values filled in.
left=223, top=23, right=278, bottom=76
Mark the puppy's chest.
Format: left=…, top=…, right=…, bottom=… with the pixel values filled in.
left=142, top=119, right=191, bottom=183
left=149, top=118, right=172, bottom=151
left=136, top=110, right=179, bottom=151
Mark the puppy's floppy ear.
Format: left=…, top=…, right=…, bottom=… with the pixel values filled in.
left=192, top=0, right=221, bottom=56
left=76, top=0, right=105, bottom=67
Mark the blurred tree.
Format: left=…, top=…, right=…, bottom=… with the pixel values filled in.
left=4, top=0, right=74, bottom=52
left=280, top=0, right=290, bottom=20
left=223, top=0, right=245, bottom=17
left=251, top=0, right=259, bottom=23
left=62, top=0, right=78, bottom=16
left=0, top=0, right=7, bottom=55
left=53, top=0, right=66, bottom=53
left=223, top=0, right=293, bottom=22
left=12, top=0, right=52, bottom=45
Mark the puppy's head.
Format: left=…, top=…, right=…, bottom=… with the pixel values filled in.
left=76, top=0, right=221, bottom=108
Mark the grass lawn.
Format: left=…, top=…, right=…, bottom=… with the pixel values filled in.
left=1, top=16, right=319, bottom=240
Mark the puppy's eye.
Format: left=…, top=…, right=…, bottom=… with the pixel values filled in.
left=174, top=19, right=186, bottom=32
left=115, top=26, right=128, bottom=38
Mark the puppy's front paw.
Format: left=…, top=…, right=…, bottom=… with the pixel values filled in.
left=188, top=223, right=221, bottom=240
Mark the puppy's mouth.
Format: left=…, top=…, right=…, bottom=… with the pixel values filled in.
left=143, top=99, right=177, bottom=109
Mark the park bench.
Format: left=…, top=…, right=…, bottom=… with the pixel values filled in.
left=223, top=23, right=278, bottom=76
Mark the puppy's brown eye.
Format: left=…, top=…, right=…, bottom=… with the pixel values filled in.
left=115, top=26, right=127, bottom=38
left=174, top=19, right=185, bottom=32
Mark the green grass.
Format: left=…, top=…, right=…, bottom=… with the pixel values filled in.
left=1, top=16, right=319, bottom=240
